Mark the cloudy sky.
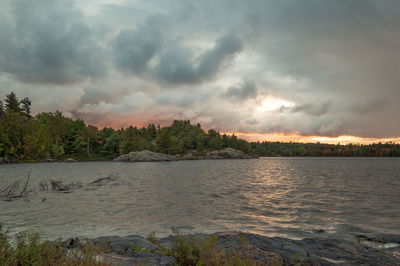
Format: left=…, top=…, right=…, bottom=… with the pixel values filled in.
left=1, top=0, right=399, bottom=143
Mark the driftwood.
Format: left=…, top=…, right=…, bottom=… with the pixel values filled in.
left=0, top=170, right=33, bottom=201
left=87, top=174, right=117, bottom=186
left=49, top=180, right=82, bottom=192
left=1, top=172, right=119, bottom=202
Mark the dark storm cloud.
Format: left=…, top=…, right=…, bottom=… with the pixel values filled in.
left=112, top=16, right=166, bottom=74
left=298, top=119, right=347, bottom=138
left=291, top=101, right=332, bottom=117
left=1, top=0, right=400, bottom=139
left=223, top=80, right=257, bottom=101
left=350, top=98, right=387, bottom=115
left=154, top=33, right=242, bottom=84
left=112, top=19, right=242, bottom=85
left=0, top=0, right=106, bottom=84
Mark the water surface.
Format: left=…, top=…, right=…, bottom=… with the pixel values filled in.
left=0, top=158, right=399, bottom=240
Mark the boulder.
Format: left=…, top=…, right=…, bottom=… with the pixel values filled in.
left=177, top=148, right=258, bottom=160
left=114, top=150, right=178, bottom=162
left=65, top=158, right=77, bottom=163
left=179, top=151, right=197, bottom=160
left=0, top=156, right=11, bottom=164
left=204, top=148, right=257, bottom=159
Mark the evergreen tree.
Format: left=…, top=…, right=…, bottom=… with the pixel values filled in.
left=157, top=129, right=171, bottom=154
left=20, top=97, right=32, bottom=118
left=0, top=100, right=4, bottom=118
left=86, top=125, right=99, bottom=156
left=4, top=92, right=21, bottom=113
left=101, top=132, right=121, bottom=159
left=120, top=126, right=144, bottom=153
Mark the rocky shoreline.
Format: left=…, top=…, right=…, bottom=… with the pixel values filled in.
left=113, top=148, right=258, bottom=162
left=0, top=148, right=257, bottom=164
left=63, top=231, right=400, bottom=265
left=113, top=150, right=179, bottom=162
left=177, top=148, right=258, bottom=160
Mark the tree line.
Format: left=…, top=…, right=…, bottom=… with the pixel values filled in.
left=251, top=141, right=400, bottom=157
left=0, top=92, right=399, bottom=162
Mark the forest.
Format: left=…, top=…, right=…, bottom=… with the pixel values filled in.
left=0, top=92, right=399, bottom=162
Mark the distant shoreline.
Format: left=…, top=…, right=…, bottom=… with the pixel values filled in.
left=2, top=154, right=400, bottom=165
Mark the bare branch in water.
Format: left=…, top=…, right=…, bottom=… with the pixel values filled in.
left=0, top=170, right=33, bottom=201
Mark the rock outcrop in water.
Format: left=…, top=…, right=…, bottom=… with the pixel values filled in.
left=63, top=232, right=400, bottom=266
left=114, top=148, right=256, bottom=162
left=178, top=148, right=258, bottom=160
left=204, top=148, right=257, bottom=159
left=114, top=150, right=178, bottom=162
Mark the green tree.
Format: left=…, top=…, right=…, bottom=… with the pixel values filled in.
left=4, top=92, right=21, bottom=113
left=1, top=111, right=25, bottom=156
left=20, top=97, right=32, bottom=118
left=0, top=100, right=4, bottom=118
left=22, top=119, right=49, bottom=159
left=86, top=125, right=98, bottom=156
left=120, top=126, right=146, bottom=153
left=50, top=144, right=65, bottom=159
left=101, top=132, right=121, bottom=159
left=157, top=129, right=171, bottom=153
left=196, top=134, right=206, bottom=152
left=0, top=124, right=11, bottom=156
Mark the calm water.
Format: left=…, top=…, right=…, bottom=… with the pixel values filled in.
left=0, top=158, right=399, bottom=241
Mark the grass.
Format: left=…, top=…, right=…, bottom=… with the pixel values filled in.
left=1, top=225, right=288, bottom=265
left=145, top=229, right=274, bottom=266
left=0, top=225, right=110, bottom=266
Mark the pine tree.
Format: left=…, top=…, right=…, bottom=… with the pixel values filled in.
left=20, top=97, right=32, bottom=118
left=0, top=100, right=4, bottom=118
left=157, top=129, right=171, bottom=154
left=4, top=92, right=21, bottom=113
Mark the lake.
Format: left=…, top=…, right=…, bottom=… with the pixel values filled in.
left=0, top=158, right=399, bottom=241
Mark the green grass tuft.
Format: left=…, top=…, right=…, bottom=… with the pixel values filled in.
left=0, top=225, right=109, bottom=266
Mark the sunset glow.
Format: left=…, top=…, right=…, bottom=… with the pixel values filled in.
left=222, top=132, right=400, bottom=145
left=257, top=96, right=295, bottom=112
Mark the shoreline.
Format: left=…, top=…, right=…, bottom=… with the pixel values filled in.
left=2, top=156, right=400, bottom=165
left=62, top=231, right=400, bottom=265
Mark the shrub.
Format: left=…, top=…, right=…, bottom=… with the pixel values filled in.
left=149, top=229, right=267, bottom=266
left=0, top=225, right=109, bottom=266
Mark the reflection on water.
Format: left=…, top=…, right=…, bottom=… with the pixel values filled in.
left=0, top=158, right=399, bottom=240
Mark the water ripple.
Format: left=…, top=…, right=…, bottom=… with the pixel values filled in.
left=0, top=158, right=399, bottom=240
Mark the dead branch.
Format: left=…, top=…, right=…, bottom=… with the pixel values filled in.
left=50, top=180, right=82, bottom=192
left=19, top=169, right=31, bottom=197
left=0, top=170, right=33, bottom=201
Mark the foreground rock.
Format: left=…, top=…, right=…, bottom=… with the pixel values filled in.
left=64, top=235, right=176, bottom=266
left=178, top=148, right=258, bottom=160
left=0, top=156, right=14, bottom=164
left=114, top=150, right=178, bottom=162
left=63, top=232, right=400, bottom=265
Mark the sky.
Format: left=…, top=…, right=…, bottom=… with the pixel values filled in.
left=0, top=0, right=399, bottom=144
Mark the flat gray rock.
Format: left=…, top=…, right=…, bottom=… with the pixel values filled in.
left=114, top=150, right=178, bottom=162
left=64, top=232, right=400, bottom=265
left=178, top=148, right=258, bottom=160
left=205, top=148, right=257, bottom=159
